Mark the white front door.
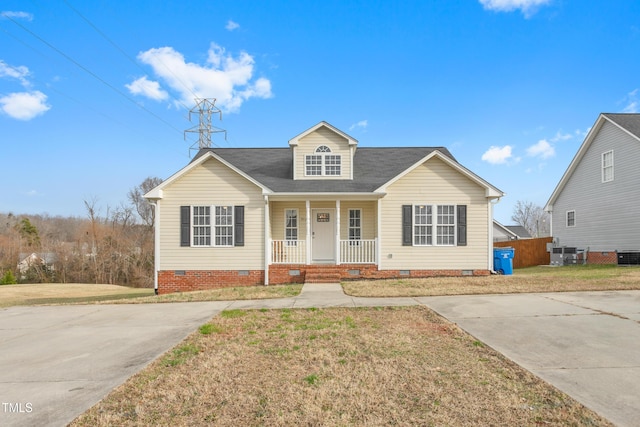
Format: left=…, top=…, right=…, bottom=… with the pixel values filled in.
left=312, top=209, right=335, bottom=262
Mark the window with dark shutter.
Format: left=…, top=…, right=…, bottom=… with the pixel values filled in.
left=234, top=206, right=244, bottom=246
left=402, top=205, right=412, bottom=246
left=180, top=206, right=190, bottom=247
left=457, top=205, right=467, bottom=246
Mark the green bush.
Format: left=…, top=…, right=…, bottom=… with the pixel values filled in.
left=0, top=270, right=17, bottom=285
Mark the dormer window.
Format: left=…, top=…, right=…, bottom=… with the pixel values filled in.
left=305, top=146, right=341, bottom=176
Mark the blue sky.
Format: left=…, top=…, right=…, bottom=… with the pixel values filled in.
left=1, top=0, right=639, bottom=224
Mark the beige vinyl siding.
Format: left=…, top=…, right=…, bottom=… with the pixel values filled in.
left=269, top=201, right=376, bottom=240
left=270, top=201, right=307, bottom=241
left=339, top=201, right=376, bottom=240
left=380, top=156, right=489, bottom=270
left=295, top=127, right=352, bottom=179
left=158, top=157, right=264, bottom=270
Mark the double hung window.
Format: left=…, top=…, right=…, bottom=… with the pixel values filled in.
left=191, top=205, right=233, bottom=247
left=305, top=146, right=341, bottom=176
left=348, top=209, right=362, bottom=242
left=602, top=150, right=614, bottom=182
left=413, top=204, right=455, bottom=246
left=285, top=209, right=298, bottom=244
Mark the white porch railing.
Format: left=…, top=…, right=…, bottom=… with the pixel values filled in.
left=271, top=240, right=306, bottom=264
left=340, top=239, right=377, bottom=264
left=271, top=239, right=377, bottom=264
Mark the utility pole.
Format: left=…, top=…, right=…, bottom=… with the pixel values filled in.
left=184, top=98, right=227, bottom=156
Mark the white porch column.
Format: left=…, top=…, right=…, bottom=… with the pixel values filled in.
left=306, top=200, right=311, bottom=265
left=377, top=198, right=382, bottom=269
left=336, top=200, right=341, bottom=265
left=264, top=195, right=270, bottom=285
left=152, top=200, right=160, bottom=294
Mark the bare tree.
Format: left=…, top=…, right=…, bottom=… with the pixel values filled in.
left=128, top=177, right=162, bottom=227
left=511, top=200, right=550, bottom=237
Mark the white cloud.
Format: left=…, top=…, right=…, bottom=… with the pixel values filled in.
left=0, top=60, right=31, bottom=87
left=526, top=139, right=555, bottom=158
left=0, top=91, right=50, bottom=120
left=349, top=120, right=368, bottom=131
left=622, top=89, right=638, bottom=113
left=225, top=20, right=240, bottom=31
left=478, top=0, right=551, bottom=16
left=125, top=76, right=168, bottom=101
left=0, top=11, right=33, bottom=21
left=481, top=145, right=513, bottom=164
left=130, top=43, right=272, bottom=112
left=550, top=131, right=572, bottom=142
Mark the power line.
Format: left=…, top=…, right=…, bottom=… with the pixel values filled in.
left=3, top=13, right=185, bottom=136
left=61, top=0, right=195, bottom=112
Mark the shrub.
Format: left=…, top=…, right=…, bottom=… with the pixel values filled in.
left=0, top=270, right=17, bottom=285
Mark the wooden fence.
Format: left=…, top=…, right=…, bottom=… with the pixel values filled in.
left=494, top=237, right=552, bottom=269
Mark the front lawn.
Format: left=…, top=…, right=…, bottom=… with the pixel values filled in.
left=71, top=307, right=611, bottom=426
left=342, top=265, right=640, bottom=297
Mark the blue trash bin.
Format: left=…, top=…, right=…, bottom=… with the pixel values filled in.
left=493, top=247, right=515, bottom=275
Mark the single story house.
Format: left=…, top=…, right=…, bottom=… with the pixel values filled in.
left=145, top=122, right=504, bottom=294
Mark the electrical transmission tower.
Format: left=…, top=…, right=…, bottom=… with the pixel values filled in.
left=185, top=98, right=227, bottom=156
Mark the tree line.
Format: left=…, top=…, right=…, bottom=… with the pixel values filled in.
left=0, top=177, right=161, bottom=287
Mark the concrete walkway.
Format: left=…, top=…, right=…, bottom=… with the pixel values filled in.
left=1, top=284, right=638, bottom=426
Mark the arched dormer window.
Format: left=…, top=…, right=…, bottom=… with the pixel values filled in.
left=305, top=146, right=341, bottom=176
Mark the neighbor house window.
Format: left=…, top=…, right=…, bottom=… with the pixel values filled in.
left=304, top=145, right=341, bottom=176
left=348, top=209, right=361, bottom=241
left=567, top=210, right=576, bottom=227
left=285, top=209, right=298, bottom=244
left=602, top=150, right=614, bottom=182
left=192, top=206, right=211, bottom=246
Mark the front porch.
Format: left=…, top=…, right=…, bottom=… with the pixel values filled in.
left=264, top=198, right=381, bottom=284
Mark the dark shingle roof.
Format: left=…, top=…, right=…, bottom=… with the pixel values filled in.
left=603, top=113, right=640, bottom=139
left=195, top=147, right=457, bottom=193
left=504, top=225, right=531, bottom=239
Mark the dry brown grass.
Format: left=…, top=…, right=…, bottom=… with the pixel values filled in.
left=120, top=284, right=303, bottom=304
left=72, top=307, right=611, bottom=426
left=0, top=283, right=154, bottom=308
left=343, top=265, right=640, bottom=297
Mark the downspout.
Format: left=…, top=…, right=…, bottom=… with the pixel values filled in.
left=151, top=200, right=160, bottom=295
left=489, top=198, right=499, bottom=274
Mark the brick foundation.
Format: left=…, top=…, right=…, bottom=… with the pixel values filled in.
left=586, top=251, right=618, bottom=265
left=157, top=265, right=491, bottom=293
left=157, top=270, right=264, bottom=295
left=267, top=264, right=490, bottom=285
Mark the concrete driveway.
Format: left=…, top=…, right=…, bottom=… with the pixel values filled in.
left=0, top=302, right=231, bottom=427
left=418, top=290, right=640, bottom=427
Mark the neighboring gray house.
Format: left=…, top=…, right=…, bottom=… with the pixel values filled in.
left=545, top=113, right=640, bottom=264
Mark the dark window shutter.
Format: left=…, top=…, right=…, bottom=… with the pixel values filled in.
left=234, top=206, right=245, bottom=247
left=457, top=205, right=467, bottom=246
left=402, top=205, right=412, bottom=246
left=180, top=206, right=190, bottom=247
